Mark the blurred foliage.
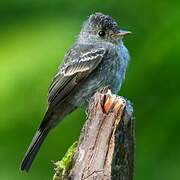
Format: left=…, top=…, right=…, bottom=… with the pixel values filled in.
left=0, top=0, right=180, bottom=179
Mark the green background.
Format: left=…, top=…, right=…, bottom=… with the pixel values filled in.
left=0, top=0, right=180, bottom=179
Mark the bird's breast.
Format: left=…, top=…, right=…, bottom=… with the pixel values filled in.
left=98, top=47, right=122, bottom=93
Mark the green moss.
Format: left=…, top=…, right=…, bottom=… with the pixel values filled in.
left=53, top=142, right=78, bottom=180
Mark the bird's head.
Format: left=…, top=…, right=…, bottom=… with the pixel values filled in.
left=78, top=13, right=131, bottom=45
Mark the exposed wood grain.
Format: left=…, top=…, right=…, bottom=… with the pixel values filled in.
left=67, top=88, right=134, bottom=180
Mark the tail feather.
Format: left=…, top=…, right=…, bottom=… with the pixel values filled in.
left=20, top=128, right=49, bottom=172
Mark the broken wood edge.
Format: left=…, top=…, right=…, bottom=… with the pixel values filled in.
left=53, top=89, right=134, bottom=180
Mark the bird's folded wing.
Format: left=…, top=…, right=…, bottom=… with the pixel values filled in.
left=48, top=47, right=106, bottom=107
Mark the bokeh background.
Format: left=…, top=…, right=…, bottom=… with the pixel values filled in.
left=0, top=0, right=180, bottom=179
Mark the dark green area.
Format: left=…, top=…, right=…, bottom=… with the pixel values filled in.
left=0, top=0, right=180, bottom=179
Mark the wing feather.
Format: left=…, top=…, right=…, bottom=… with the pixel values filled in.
left=48, top=47, right=106, bottom=107
left=64, top=48, right=105, bottom=76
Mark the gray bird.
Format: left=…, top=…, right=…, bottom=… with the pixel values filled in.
left=21, top=12, right=131, bottom=172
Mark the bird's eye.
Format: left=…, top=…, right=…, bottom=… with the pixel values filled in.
left=98, top=30, right=106, bottom=37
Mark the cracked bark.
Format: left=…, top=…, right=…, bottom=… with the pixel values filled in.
left=57, top=88, right=135, bottom=180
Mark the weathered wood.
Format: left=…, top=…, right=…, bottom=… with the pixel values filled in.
left=54, top=89, right=134, bottom=180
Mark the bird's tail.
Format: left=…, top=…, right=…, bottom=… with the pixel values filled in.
left=20, top=127, right=50, bottom=172
left=20, top=109, right=54, bottom=172
left=21, top=102, right=75, bottom=172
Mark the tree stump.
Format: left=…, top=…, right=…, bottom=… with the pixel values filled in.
left=53, top=88, right=134, bottom=180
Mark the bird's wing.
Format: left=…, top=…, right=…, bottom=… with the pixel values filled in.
left=48, top=47, right=106, bottom=107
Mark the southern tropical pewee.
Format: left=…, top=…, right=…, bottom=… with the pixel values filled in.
left=21, top=12, right=131, bottom=172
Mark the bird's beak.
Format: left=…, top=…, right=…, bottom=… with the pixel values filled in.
left=112, top=30, right=132, bottom=39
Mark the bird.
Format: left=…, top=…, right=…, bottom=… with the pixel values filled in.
left=20, top=12, right=131, bottom=172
